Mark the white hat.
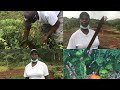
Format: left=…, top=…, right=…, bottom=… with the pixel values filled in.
left=30, top=49, right=38, bottom=55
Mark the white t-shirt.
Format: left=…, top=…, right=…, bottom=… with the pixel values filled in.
left=67, top=29, right=100, bottom=49
left=37, top=11, right=60, bottom=26
left=24, top=61, right=49, bottom=79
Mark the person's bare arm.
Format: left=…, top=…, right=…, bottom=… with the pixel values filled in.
left=24, top=21, right=32, bottom=39
left=20, top=21, right=32, bottom=48
left=25, top=77, right=29, bottom=79
left=42, top=20, right=60, bottom=44
left=45, top=75, right=49, bottom=79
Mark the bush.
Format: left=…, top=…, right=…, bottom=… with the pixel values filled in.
left=0, top=66, right=9, bottom=72
left=49, top=66, right=63, bottom=79
left=116, top=25, right=120, bottom=31
left=54, top=73, right=63, bottom=79
left=0, top=11, right=63, bottom=49
left=64, top=49, right=120, bottom=79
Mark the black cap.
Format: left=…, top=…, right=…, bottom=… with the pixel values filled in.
left=79, top=12, right=90, bottom=20
left=30, top=49, right=38, bottom=55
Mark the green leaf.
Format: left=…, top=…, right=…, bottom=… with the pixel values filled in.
left=96, top=57, right=104, bottom=65
left=79, top=61, right=86, bottom=79
left=99, top=69, right=109, bottom=78
left=99, top=69, right=108, bottom=74
left=105, top=64, right=113, bottom=70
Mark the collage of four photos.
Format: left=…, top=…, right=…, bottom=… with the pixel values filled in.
left=0, top=11, right=120, bottom=79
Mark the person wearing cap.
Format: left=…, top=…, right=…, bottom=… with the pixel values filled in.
left=21, top=11, right=63, bottom=48
left=67, top=12, right=100, bottom=49
left=24, top=49, right=49, bottom=79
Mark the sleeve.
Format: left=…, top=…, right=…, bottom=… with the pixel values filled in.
left=96, top=36, right=98, bottom=40
left=43, top=63, right=49, bottom=76
left=47, top=12, right=58, bottom=26
left=24, top=67, right=28, bottom=77
left=67, top=35, right=75, bottom=49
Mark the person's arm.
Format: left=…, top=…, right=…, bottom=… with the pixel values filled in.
left=23, top=21, right=31, bottom=40
left=42, top=20, right=60, bottom=44
left=24, top=66, right=29, bottom=79
left=45, top=75, right=49, bottom=79
left=25, top=77, right=29, bottom=79
left=20, top=20, right=32, bottom=48
left=43, top=63, right=49, bottom=79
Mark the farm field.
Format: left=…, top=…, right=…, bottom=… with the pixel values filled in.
left=0, top=49, right=63, bottom=79
left=0, top=65, right=63, bottom=79
left=64, top=26, right=120, bottom=49
left=0, top=11, right=63, bottom=49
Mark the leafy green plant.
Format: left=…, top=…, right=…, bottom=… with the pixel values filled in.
left=99, top=69, right=109, bottom=78
left=64, top=49, right=120, bottom=79
left=49, top=66, right=63, bottom=79
left=50, top=67, right=57, bottom=75
left=0, top=19, right=23, bottom=49
left=54, top=73, right=63, bottom=79
left=0, top=66, right=9, bottom=72
left=8, top=75, right=24, bottom=79
left=0, top=38, right=9, bottom=49
left=0, top=11, right=63, bottom=49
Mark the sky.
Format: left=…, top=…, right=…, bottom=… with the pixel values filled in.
left=63, top=11, right=120, bottom=20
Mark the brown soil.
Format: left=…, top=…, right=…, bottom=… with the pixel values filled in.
left=0, top=69, right=23, bottom=79
left=0, top=68, right=55, bottom=79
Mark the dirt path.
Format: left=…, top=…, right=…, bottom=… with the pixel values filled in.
left=0, top=69, right=24, bottom=79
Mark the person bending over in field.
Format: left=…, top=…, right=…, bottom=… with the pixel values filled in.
left=21, top=11, right=63, bottom=49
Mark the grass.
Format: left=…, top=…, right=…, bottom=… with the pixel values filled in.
left=0, top=66, right=9, bottom=72
left=0, top=61, right=8, bottom=66
left=14, top=66, right=25, bottom=70
left=8, top=75, right=24, bottom=79
left=54, top=73, right=63, bottom=79
left=0, top=11, right=23, bottom=20
left=0, top=64, right=63, bottom=79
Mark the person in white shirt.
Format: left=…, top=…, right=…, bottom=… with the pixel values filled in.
left=67, top=12, right=100, bottom=49
left=21, top=11, right=63, bottom=49
left=24, top=49, right=49, bottom=79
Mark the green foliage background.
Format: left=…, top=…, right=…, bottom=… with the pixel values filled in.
left=0, top=49, right=63, bottom=68
left=63, top=17, right=120, bottom=31
left=64, top=49, right=120, bottom=79
left=0, top=11, right=63, bottom=49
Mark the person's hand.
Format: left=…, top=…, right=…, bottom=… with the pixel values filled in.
left=42, top=35, right=48, bottom=44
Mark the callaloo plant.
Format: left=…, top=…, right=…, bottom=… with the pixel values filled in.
left=0, top=19, right=23, bottom=49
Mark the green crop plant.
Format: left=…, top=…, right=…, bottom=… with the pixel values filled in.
left=64, top=49, right=120, bottom=79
